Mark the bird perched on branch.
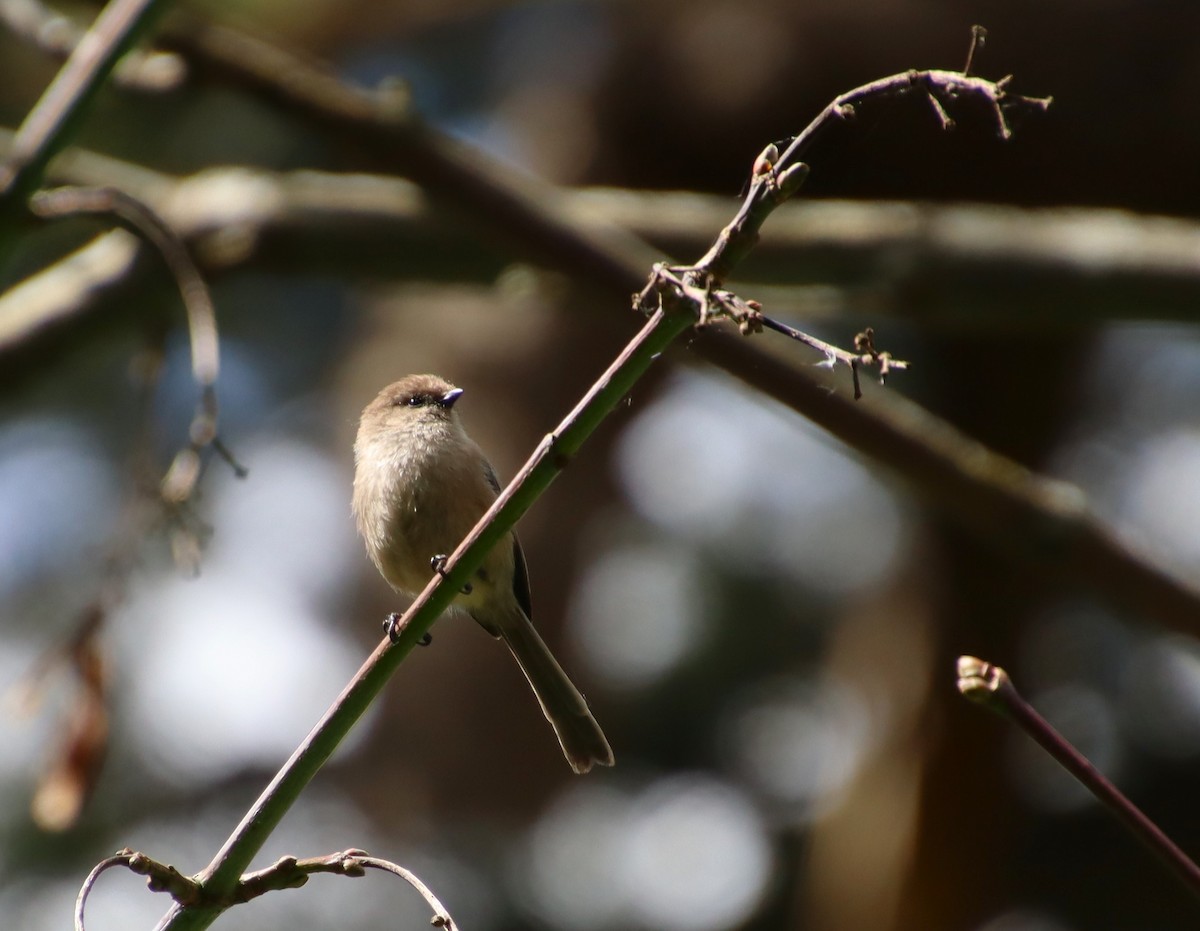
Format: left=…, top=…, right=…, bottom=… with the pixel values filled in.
left=353, top=373, right=614, bottom=774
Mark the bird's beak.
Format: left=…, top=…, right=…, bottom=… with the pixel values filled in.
left=440, top=387, right=464, bottom=409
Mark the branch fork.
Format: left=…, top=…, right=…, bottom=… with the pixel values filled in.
left=76, top=847, right=459, bottom=931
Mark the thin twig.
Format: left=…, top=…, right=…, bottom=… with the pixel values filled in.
left=636, top=36, right=1047, bottom=391
left=759, top=317, right=908, bottom=400
left=76, top=849, right=203, bottom=931
left=692, top=63, right=1051, bottom=283
left=963, top=25, right=988, bottom=77
left=76, top=851, right=139, bottom=931
left=958, top=656, right=1200, bottom=902
left=234, top=848, right=458, bottom=927
left=28, top=184, right=228, bottom=506
left=354, top=855, right=459, bottom=930
left=30, top=186, right=219, bottom=389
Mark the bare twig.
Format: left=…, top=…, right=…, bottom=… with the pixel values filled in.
left=77, top=849, right=202, bottom=931
left=963, top=25, right=988, bottom=77
left=634, top=41, right=1047, bottom=394
left=75, top=852, right=137, bottom=931
left=635, top=262, right=909, bottom=399
left=958, top=656, right=1200, bottom=902
left=75, top=847, right=459, bottom=931
left=692, top=62, right=1052, bottom=284
left=237, top=848, right=458, bottom=927
left=347, top=855, right=458, bottom=930
left=28, top=184, right=226, bottom=506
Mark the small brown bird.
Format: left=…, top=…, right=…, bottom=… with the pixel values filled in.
left=352, top=374, right=614, bottom=773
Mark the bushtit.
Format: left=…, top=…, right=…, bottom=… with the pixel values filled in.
left=353, top=374, right=614, bottom=774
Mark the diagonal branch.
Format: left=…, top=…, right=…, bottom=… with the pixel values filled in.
left=958, top=656, right=1200, bottom=903
left=0, top=0, right=168, bottom=219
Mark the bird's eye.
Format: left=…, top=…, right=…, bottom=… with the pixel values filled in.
left=406, top=395, right=424, bottom=407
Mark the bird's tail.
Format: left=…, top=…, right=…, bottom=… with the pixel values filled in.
left=493, top=607, right=614, bottom=774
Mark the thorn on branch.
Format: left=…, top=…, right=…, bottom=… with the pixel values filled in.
left=212, top=436, right=249, bottom=478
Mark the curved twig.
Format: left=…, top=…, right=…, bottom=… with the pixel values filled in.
left=354, top=855, right=459, bottom=930
left=28, top=184, right=224, bottom=503
left=76, top=852, right=131, bottom=931
left=76, top=849, right=203, bottom=931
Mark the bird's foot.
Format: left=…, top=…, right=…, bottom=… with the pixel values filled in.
left=382, top=612, right=433, bottom=646
left=430, top=554, right=473, bottom=594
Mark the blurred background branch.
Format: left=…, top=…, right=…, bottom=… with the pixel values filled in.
left=9, top=154, right=1200, bottom=368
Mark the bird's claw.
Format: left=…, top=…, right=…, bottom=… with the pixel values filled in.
left=430, top=553, right=472, bottom=595
left=383, top=612, right=433, bottom=646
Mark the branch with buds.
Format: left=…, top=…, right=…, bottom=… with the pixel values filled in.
left=75, top=848, right=458, bottom=931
